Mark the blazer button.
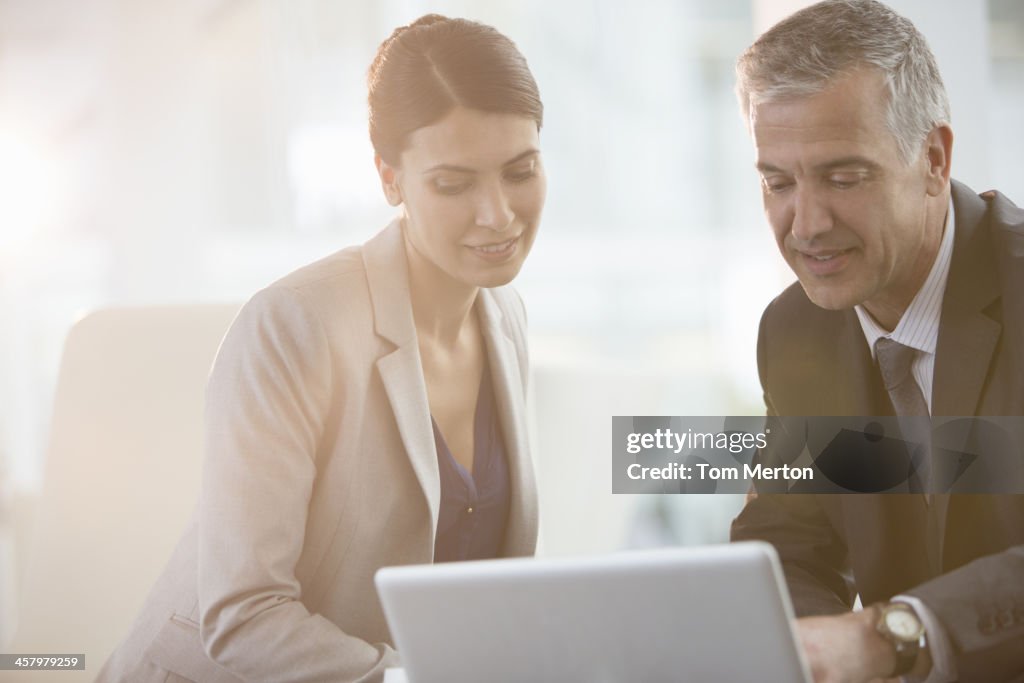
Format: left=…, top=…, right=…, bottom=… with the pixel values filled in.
left=978, top=615, right=997, bottom=635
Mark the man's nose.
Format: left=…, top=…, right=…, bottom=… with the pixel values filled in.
left=790, top=186, right=834, bottom=243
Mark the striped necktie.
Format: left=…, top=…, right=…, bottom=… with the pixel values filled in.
left=874, top=337, right=930, bottom=492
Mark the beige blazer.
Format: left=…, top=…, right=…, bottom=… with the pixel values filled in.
left=97, top=221, right=538, bottom=683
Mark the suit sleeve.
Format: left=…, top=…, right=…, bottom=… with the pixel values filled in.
left=730, top=303, right=856, bottom=617
left=198, top=285, right=398, bottom=682
left=905, top=544, right=1024, bottom=681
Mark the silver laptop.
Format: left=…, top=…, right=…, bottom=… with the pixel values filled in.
left=375, top=541, right=811, bottom=682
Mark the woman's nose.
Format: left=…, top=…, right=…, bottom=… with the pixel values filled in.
left=475, top=184, right=514, bottom=230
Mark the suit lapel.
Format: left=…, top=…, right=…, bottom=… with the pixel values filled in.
left=932, top=312, right=999, bottom=417
left=834, top=309, right=881, bottom=416
left=361, top=223, right=538, bottom=553
left=477, top=290, right=538, bottom=555
left=363, top=221, right=440, bottom=538
left=932, top=182, right=1002, bottom=418
left=929, top=184, right=1002, bottom=573
left=827, top=305, right=937, bottom=584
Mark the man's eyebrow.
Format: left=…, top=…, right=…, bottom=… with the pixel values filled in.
left=422, top=148, right=539, bottom=175
left=755, top=157, right=881, bottom=174
left=756, top=162, right=786, bottom=174
left=815, top=156, right=880, bottom=172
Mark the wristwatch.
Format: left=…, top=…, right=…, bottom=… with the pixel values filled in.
left=876, top=602, right=927, bottom=677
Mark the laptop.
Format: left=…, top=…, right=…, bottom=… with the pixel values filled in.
left=375, top=541, right=811, bottom=682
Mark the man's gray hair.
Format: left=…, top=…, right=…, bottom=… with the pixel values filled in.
left=736, top=0, right=950, bottom=164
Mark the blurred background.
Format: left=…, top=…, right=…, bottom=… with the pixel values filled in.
left=0, top=0, right=1021, bottom=665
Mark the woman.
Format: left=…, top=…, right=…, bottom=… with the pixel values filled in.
left=98, top=14, right=545, bottom=682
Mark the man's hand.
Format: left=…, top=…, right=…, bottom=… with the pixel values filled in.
left=796, top=605, right=931, bottom=683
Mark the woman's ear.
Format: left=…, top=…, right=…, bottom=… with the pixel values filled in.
left=375, top=155, right=403, bottom=206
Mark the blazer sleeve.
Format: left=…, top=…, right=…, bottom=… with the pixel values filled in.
left=731, top=493, right=855, bottom=617
left=905, top=545, right=1024, bottom=681
left=198, top=285, right=398, bottom=683
left=731, top=304, right=856, bottom=617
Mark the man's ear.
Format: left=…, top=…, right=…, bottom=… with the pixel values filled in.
left=924, top=124, right=953, bottom=197
left=375, top=155, right=403, bottom=206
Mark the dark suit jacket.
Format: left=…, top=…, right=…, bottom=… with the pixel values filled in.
left=731, top=181, right=1024, bottom=681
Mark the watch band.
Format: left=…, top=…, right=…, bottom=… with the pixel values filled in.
left=889, top=632, right=920, bottom=677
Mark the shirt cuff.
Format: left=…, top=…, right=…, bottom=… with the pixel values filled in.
left=892, top=595, right=956, bottom=683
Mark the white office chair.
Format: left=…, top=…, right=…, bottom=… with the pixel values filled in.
left=4, top=304, right=239, bottom=682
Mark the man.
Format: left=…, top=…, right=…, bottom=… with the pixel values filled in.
left=730, top=1, right=1024, bottom=682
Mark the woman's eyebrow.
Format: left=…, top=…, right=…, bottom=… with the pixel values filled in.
left=502, top=148, right=540, bottom=166
left=422, top=148, right=540, bottom=175
left=422, top=163, right=475, bottom=174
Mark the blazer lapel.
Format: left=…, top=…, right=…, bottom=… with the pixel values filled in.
left=923, top=183, right=1000, bottom=572
left=477, top=290, right=538, bottom=556
left=829, top=309, right=936, bottom=583
left=834, top=309, right=881, bottom=416
left=362, top=221, right=440, bottom=538
left=932, top=182, right=1002, bottom=418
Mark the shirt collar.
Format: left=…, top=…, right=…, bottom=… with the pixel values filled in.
left=856, top=196, right=956, bottom=359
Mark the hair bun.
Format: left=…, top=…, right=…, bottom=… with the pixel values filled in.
left=408, top=14, right=450, bottom=29
left=375, top=13, right=448, bottom=60
left=368, top=14, right=543, bottom=164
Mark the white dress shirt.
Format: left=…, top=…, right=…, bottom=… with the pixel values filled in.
left=853, top=198, right=956, bottom=683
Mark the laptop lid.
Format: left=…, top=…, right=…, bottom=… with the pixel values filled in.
left=375, top=541, right=811, bottom=682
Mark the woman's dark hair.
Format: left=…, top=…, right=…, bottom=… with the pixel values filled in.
left=368, top=14, right=543, bottom=165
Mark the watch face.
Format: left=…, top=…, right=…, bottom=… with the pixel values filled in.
left=885, top=609, right=923, bottom=640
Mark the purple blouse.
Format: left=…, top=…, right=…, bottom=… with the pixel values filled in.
left=431, top=364, right=510, bottom=563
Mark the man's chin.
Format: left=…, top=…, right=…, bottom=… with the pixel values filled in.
left=799, top=281, right=862, bottom=312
